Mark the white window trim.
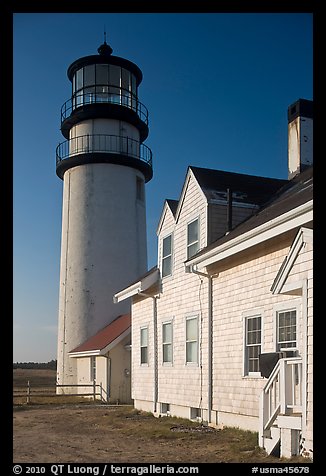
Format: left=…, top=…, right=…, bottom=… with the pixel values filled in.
left=90, top=356, right=96, bottom=381
left=187, top=216, right=200, bottom=260
left=185, top=313, right=200, bottom=366
left=140, top=325, right=149, bottom=366
left=273, top=300, right=301, bottom=354
left=161, top=233, right=174, bottom=279
left=162, top=319, right=173, bottom=365
left=242, top=309, right=264, bottom=378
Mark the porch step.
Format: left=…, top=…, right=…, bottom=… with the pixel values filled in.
left=277, top=415, right=302, bottom=430
left=264, top=426, right=280, bottom=455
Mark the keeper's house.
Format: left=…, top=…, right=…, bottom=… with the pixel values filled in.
left=114, top=99, right=313, bottom=459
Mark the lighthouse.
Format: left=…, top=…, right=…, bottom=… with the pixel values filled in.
left=56, top=39, right=152, bottom=394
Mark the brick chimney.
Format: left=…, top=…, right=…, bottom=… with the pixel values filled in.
left=288, top=98, right=313, bottom=179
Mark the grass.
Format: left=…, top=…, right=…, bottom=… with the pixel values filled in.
left=13, top=370, right=312, bottom=463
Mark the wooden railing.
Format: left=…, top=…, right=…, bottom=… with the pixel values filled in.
left=259, top=357, right=302, bottom=444
left=13, top=380, right=108, bottom=404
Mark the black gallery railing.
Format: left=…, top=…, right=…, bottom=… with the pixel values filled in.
left=61, top=89, right=149, bottom=125
left=56, top=134, right=153, bottom=168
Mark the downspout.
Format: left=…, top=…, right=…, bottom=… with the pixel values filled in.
left=301, top=279, right=308, bottom=441
left=106, top=356, right=111, bottom=402
left=139, top=293, right=159, bottom=414
left=187, top=267, right=216, bottom=424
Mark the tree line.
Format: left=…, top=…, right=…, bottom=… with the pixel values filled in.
left=13, top=360, right=57, bottom=370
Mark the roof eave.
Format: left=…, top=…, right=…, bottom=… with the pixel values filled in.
left=69, top=349, right=101, bottom=358
left=113, top=268, right=160, bottom=303
left=271, top=227, right=313, bottom=295
left=185, top=200, right=313, bottom=272
left=68, top=328, right=131, bottom=358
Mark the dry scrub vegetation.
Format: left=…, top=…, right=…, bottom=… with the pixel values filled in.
left=13, top=369, right=310, bottom=464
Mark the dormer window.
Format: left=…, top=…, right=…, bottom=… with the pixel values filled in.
left=187, top=218, right=199, bottom=259
left=162, top=234, right=173, bottom=278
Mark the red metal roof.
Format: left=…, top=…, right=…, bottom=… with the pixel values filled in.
left=69, top=314, right=131, bottom=354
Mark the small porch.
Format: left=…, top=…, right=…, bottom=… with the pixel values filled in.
left=259, top=356, right=303, bottom=458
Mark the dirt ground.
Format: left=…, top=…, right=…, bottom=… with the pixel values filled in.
left=13, top=369, right=310, bottom=464
left=13, top=404, right=310, bottom=464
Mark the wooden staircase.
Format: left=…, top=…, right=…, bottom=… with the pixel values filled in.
left=259, top=357, right=303, bottom=457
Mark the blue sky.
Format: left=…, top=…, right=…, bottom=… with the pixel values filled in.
left=13, top=13, right=313, bottom=362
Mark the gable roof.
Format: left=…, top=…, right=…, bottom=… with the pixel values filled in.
left=271, top=227, right=313, bottom=295
left=166, top=199, right=178, bottom=216
left=69, top=314, right=131, bottom=357
left=172, top=165, right=287, bottom=224
left=156, top=199, right=179, bottom=235
left=190, top=166, right=287, bottom=205
left=186, top=167, right=313, bottom=270
left=157, top=166, right=287, bottom=235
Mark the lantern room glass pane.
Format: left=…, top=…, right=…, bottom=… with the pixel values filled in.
left=84, top=65, right=95, bottom=87
left=131, top=74, right=137, bottom=96
left=109, top=64, right=121, bottom=87
left=121, top=68, right=131, bottom=106
left=121, top=68, right=130, bottom=92
left=76, top=68, right=83, bottom=91
left=96, top=64, right=109, bottom=85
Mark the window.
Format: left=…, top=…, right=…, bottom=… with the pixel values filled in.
left=245, top=315, right=262, bottom=375
left=136, top=177, right=144, bottom=201
left=277, top=310, right=296, bottom=350
left=76, top=68, right=83, bottom=91
left=162, top=321, right=173, bottom=363
left=96, top=64, right=109, bottom=85
left=190, top=407, right=201, bottom=420
left=84, top=65, right=95, bottom=87
left=140, top=327, right=148, bottom=364
left=160, top=402, right=170, bottom=414
left=187, top=218, right=199, bottom=259
left=162, top=234, right=173, bottom=278
left=108, top=64, right=121, bottom=101
left=90, top=356, right=96, bottom=381
left=186, top=316, right=198, bottom=363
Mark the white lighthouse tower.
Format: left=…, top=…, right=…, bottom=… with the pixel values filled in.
left=56, top=39, right=152, bottom=391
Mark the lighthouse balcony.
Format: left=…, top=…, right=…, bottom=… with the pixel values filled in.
left=60, top=89, right=149, bottom=141
left=56, top=134, right=153, bottom=181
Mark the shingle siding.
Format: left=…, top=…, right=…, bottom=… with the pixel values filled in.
left=130, top=166, right=312, bottom=453
left=211, top=240, right=294, bottom=418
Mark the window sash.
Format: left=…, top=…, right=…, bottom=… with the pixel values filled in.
left=245, top=316, right=261, bottom=374
left=90, top=356, right=96, bottom=381
left=140, top=327, right=148, bottom=364
left=162, top=234, right=172, bottom=277
left=187, top=219, right=199, bottom=259
left=163, top=343, right=172, bottom=363
left=277, top=310, right=297, bottom=349
left=186, top=317, right=198, bottom=363
left=162, top=322, right=173, bottom=363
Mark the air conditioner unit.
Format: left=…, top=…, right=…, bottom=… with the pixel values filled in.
left=259, top=352, right=284, bottom=378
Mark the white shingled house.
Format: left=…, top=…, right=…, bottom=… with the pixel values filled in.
left=114, top=98, right=313, bottom=458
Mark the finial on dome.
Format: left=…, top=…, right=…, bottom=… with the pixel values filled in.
left=98, top=28, right=113, bottom=55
